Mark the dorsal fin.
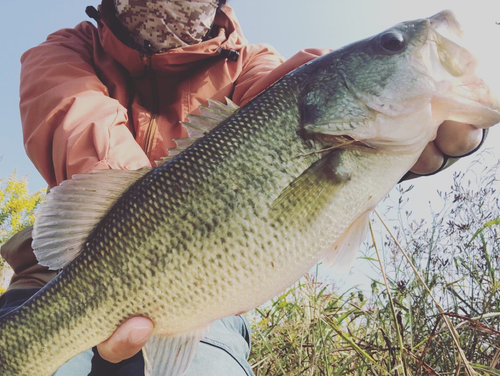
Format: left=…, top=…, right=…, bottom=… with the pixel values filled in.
left=156, top=98, right=239, bottom=167
left=32, top=168, right=151, bottom=270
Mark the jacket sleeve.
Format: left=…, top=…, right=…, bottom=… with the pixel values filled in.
left=19, top=22, right=151, bottom=188
left=232, top=46, right=332, bottom=106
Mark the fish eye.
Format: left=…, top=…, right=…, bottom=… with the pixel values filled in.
left=378, top=31, right=406, bottom=53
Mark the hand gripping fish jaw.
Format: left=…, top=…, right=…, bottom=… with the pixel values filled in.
left=299, top=10, right=500, bottom=155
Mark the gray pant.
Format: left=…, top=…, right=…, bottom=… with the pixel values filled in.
left=54, top=316, right=255, bottom=376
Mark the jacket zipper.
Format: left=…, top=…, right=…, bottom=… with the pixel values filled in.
left=141, top=54, right=151, bottom=75
left=144, top=115, right=158, bottom=158
left=140, top=54, right=158, bottom=159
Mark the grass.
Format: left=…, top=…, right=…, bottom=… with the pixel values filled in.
left=249, top=159, right=500, bottom=375
left=0, top=159, right=498, bottom=374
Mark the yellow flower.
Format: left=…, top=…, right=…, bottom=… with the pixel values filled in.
left=0, top=172, right=45, bottom=243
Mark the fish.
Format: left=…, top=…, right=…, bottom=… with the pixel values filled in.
left=0, top=10, right=499, bottom=376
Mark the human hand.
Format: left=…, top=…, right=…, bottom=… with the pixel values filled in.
left=407, top=121, right=485, bottom=177
left=97, top=316, right=154, bottom=363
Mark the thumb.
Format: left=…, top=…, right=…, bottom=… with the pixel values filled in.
left=97, top=316, right=154, bottom=363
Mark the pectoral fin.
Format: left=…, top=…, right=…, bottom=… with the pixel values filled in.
left=271, top=150, right=350, bottom=225
left=143, top=325, right=209, bottom=376
left=322, top=211, right=371, bottom=270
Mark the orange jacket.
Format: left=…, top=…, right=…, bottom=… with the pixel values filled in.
left=4, top=0, right=329, bottom=290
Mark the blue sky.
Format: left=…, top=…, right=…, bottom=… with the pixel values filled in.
left=1, top=1, right=499, bottom=287
left=1, top=0, right=499, bottom=193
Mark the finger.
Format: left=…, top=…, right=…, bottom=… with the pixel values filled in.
left=97, top=316, right=154, bottom=364
left=435, top=121, right=483, bottom=157
left=410, top=141, right=445, bottom=175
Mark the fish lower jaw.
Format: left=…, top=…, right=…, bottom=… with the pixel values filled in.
left=432, top=95, right=500, bottom=129
left=314, top=134, right=375, bottom=152
left=323, top=106, right=440, bottom=155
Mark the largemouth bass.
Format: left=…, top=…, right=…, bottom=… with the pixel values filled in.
left=1, top=10, right=499, bottom=376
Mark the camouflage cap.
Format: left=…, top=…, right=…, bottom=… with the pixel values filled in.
left=114, top=0, right=219, bottom=53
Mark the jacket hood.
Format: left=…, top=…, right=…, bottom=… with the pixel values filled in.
left=96, top=0, right=248, bottom=77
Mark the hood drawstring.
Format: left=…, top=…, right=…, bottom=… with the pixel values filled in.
left=85, top=6, right=101, bottom=21
left=217, top=48, right=240, bottom=62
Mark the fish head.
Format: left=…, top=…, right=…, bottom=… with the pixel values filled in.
left=300, top=10, right=500, bottom=153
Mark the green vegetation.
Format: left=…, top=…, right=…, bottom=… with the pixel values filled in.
left=0, top=172, right=45, bottom=290
left=249, top=161, right=500, bottom=375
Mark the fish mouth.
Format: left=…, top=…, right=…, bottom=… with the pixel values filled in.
left=421, top=11, right=500, bottom=128
left=429, top=10, right=463, bottom=39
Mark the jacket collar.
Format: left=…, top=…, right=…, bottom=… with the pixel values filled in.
left=97, top=0, right=248, bottom=77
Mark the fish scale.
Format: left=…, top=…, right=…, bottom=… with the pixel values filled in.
left=2, top=11, right=500, bottom=376
left=0, top=67, right=321, bottom=375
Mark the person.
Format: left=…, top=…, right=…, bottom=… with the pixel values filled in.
left=0, top=0, right=487, bottom=375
